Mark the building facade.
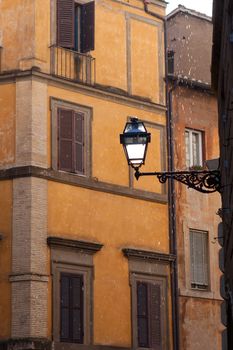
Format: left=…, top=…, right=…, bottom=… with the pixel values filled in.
left=167, top=6, right=222, bottom=350
left=0, top=1, right=176, bottom=350
left=212, top=0, right=233, bottom=349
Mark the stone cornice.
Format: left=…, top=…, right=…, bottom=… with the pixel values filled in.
left=47, top=236, right=103, bottom=254
left=0, top=68, right=167, bottom=114
left=122, top=247, right=176, bottom=263
left=0, top=166, right=168, bottom=204
left=167, top=74, right=214, bottom=94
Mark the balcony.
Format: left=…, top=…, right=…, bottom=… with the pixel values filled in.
left=50, top=46, right=95, bottom=85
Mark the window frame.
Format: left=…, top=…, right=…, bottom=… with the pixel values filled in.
left=124, top=249, right=171, bottom=350
left=51, top=98, right=92, bottom=177
left=185, top=128, right=203, bottom=168
left=54, top=0, right=95, bottom=53
left=48, top=236, right=103, bottom=345
left=189, top=229, right=210, bottom=291
left=131, top=273, right=168, bottom=350
left=60, top=272, right=84, bottom=343
left=52, top=262, right=93, bottom=344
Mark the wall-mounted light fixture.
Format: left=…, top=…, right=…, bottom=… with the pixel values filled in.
left=120, top=117, right=220, bottom=194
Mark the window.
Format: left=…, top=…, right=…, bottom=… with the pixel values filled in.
left=136, top=280, right=162, bottom=349
left=167, top=50, right=175, bottom=75
left=51, top=98, right=92, bottom=176
left=60, top=273, right=84, bottom=343
left=57, top=0, right=95, bottom=53
left=48, top=236, right=103, bottom=344
left=190, top=229, right=209, bottom=290
left=185, top=128, right=203, bottom=168
left=123, top=248, right=171, bottom=350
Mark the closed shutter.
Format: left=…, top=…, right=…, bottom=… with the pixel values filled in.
left=190, top=230, right=209, bottom=288
left=137, top=282, right=149, bottom=348
left=58, top=108, right=73, bottom=172
left=60, top=273, right=84, bottom=343
left=149, top=284, right=162, bottom=350
left=80, top=1, right=95, bottom=53
left=74, top=112, right=84, bottom=173
left=71, top=275, right=84, bottom=343
left=60, top=274, right=70, bottom=341
left=57, top=0, right=75, bottom=48
left=137, top=281, right=162, bottom=349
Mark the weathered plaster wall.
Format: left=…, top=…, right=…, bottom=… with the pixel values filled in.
left=172, top=85, right=222, bottom=349
left=167, top=11, right=212, bottom=84
left=0, top=181, right=12, bottom=339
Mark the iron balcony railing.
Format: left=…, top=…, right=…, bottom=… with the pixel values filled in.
left=50, top=45, right=96, bottom=85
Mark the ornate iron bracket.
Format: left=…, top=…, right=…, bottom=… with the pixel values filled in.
left=134, top=169, right=221, bottom=194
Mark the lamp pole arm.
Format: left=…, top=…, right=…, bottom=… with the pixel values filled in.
left=134, top=168, right=221, bottom=194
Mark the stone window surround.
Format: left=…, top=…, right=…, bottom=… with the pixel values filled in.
left=181, top=220, right=216, bottom=300
left=123, top=248, right=172, bottom=350
left=50, top=97, right=93, bottom=177
left=48, top=236, right=103, bottom=346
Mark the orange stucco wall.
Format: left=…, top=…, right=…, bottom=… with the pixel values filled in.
left=48, top=182, right=169, bottom=346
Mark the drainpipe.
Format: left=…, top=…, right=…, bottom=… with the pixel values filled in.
left=143, top=2, right=180, bottom=349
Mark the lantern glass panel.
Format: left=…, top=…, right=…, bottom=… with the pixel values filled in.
left=125, top=144, right=146, bottom=165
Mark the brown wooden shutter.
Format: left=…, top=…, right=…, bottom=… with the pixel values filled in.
left=149, top=283, right=162, bottom=350
left=71, top=275, right=84, bottom=343
left=137, top=282, right=149, bottom=348
left=74, top=112, right=84, bottom=173
left=60, top=274, right=70, bottom=341
left=80, top=1, right=95, bottom=53
left=58, top=108, right=73, bottom=172
left=57, top=0, right=75, bottom=48
left=60, top=273, right=84, bottom=343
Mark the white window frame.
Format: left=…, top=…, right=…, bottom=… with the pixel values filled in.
left=185, top=128, right=203, bottom=168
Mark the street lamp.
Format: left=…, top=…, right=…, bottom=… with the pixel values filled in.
left=120, top=117, right=221, bottom=194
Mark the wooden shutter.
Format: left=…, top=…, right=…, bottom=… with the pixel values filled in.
left=137, top=282, right=162, bottom=349
left=60, top=273, right=84, bottom=343
left=71, top=275, right=84, bottom=343
left=149, top=283, right=162, bottom=350
left=57, top=0, right=75, bottom=48
left=74, top=112, right=84, bottom=173
left=58, top=108, right=73, bottom=172
left=190, top=230, right=209, bottom=288
left=137, top=282, right=149, bottom=348
left=80, top=1, right=95, bottom=53
left=60, top=275, right=70, bottom=341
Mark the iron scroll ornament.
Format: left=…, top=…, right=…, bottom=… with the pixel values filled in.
left=134, top=169, right=221, bottom=194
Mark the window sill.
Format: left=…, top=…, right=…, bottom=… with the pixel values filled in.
left=179, top=288, right=222, bottom=300
left=53, top=342, right=130, bottom=350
